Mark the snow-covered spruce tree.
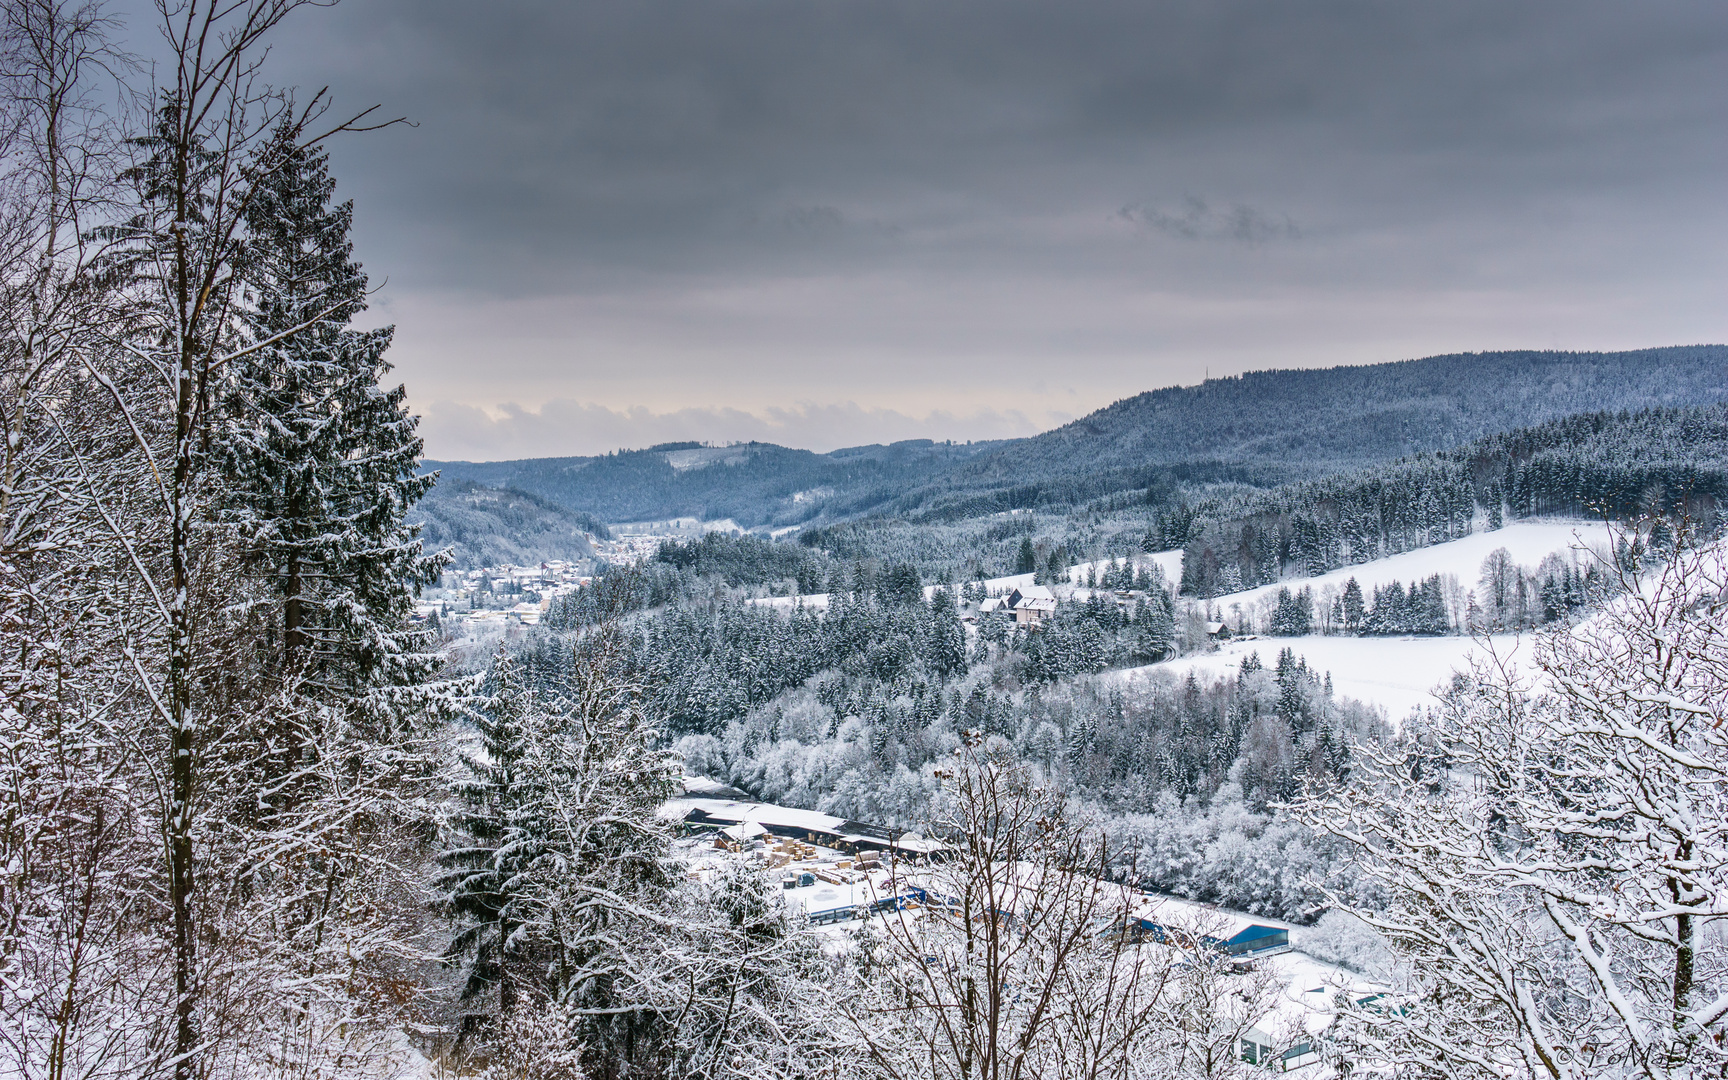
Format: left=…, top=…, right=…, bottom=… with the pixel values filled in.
left=438, top=650, right=541, bottom=1027
left=199, top=130, right=455, bottom=1075
left=1300, top=527, right=1728, bottom=1079
left=223, top=125, right=443, bottom=707
left=438, top=633, right=683, bottom=1073
left=925, top=587, right=968, bottom=678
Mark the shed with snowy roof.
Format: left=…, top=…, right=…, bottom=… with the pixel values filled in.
left=670, top=796, right=943, bottom=855
left=1119, top=895, right=1291, bottom=957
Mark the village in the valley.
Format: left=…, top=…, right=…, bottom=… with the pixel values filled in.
left=422, top=544, right=1122, bottom=639
left=663, top=776, right=1383, bottom=1073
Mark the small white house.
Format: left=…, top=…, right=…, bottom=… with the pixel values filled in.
left=1006, top=585, right=1057, bottom=628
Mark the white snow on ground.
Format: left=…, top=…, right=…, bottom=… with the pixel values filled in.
left=754, top=520, right=1604, bottom=615
left=1113, top=524, right=1610, bottom=720
left=1209, top=519, right=1612, bottom=613
left=1063, top=550, right=1184, bottom=587
left=1121, top=633, right=1540, bottom=723
left=1147, top=548, right=1184, bottom=584
left=749, top=572, right=1044, bottom=612
left=755, top=523, right=1605, bottom=720
left=976, top=571, right=1038, bottom=594
left=750, top=592, right=832, bottom=611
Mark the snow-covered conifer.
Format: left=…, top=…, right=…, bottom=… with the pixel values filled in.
left=924, top=587, right=967, bottom=677
left=439, top=634, right=683, bottom=1065
left=223, top=127, right=445, bottom=709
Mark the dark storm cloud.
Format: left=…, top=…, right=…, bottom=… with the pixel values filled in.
left=178, top=0, right=1728, bottom=456
left=266, top=0, right=1724, bottom=275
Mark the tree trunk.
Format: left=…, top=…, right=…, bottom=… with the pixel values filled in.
left=284, top=554, right=304, bottom=664
left=1672, top=864, right=1696, bottom=1068
left=170, top=361, right=198, bottom=1080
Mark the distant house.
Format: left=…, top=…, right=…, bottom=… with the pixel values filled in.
left=1006, top=585, right=1057, bottom=628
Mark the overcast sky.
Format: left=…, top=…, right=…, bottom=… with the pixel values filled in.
left=208, top=0, right=1728, bottom=459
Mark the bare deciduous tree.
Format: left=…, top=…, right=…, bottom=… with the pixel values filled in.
left=0, top=3, right=177, bottom=1077
left=1302, top=525, right=1728, bottom=1079
left=856, top=736, right=1289, bottom=1080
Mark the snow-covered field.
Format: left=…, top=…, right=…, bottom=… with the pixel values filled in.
left=1066, top=549, right=1184, bottom=586
left=1123, top=631, right=1539, bottom=723
left=1126, top=522, right=1605, bottom=720
left=750, top=591, right=834, bottom=612
left=1100, top=524, right=1611, bottom=719
left=1208, top=519, right=1611, bottom=613
left=757, top=521, right=1607, bottom=719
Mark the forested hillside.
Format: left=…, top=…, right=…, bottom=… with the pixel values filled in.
left=960, top=346, right=1728, bottom=484
left=416, top=478, right=609, bottom=567
left=425, top=437, right=1005, bottom=526
left=429, top=346, right=1728, bottom=529
left=1166, top=404, right=1728, bottom=596
left=884, top=345, right=1728, bottom=520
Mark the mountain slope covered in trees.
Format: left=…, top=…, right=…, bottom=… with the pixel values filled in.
left=416, top=478, right=609, bottom=568
left=1165, top=404, right=1728, bottom=596
left=425, top=437, right=1007, bottom=527
left=430, top=346, right=1728, bottom=528
left=966, top=345, right=1728, bottom=483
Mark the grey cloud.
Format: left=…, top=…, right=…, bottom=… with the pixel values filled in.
left=1118, top=198, right=1301, bottom=245
left=780, top=205, right=846, bottom=239
left=266, top=0, right=1727, bottom=290
left=129, top=0, right=1728, bottom=454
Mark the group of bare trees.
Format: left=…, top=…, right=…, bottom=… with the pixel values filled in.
left=1300, top=528, right=1728, bottom=1079
left=852, top=528, right=1728, bottom=1080
left=848, top=739, right=1302, bottom=1080
left=0, top=3, right=450, bottom=1078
